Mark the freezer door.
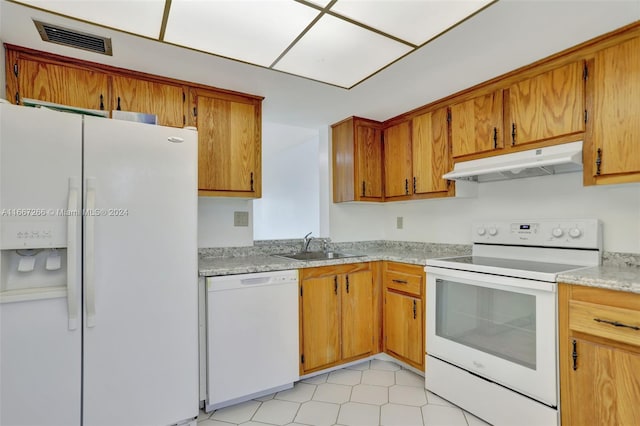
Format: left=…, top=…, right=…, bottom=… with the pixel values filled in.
left=0, top=104, right=82, bottom=426
left=82, top=116, right=198, bottom=426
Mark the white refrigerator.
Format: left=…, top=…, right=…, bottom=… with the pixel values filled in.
left=0, top=102, right=199, bottom=426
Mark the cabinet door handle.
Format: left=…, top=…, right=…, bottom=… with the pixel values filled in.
left=334, top=276, right=338, bottom=295
left=413, top=176, right=417, bottom=194
left=595, top=149, right=602, bottom=176
left=405, top=179, right=409, bottom=195
left=250, top=172, right=254, bottom=191
left=392, top=279, right=408, bottom=284
left=493, top=127, right=498, bottom=149
left=412, top=300, right=417, bottom=319
left=116, top=96, right=121, bottom=111
left=362, top=181, right=366, bottom=197
left=594, top=317, right=640, bottom=331
left=99, top=94, right=104, bottom=111
left=346, top=275, right=350, bottom=294
left=511, top=123, right=516, bottom=146
left=572, top=339, right=578, bottom=371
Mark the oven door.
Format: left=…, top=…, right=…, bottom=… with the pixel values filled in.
left=426, top=266, right=557, bottom=407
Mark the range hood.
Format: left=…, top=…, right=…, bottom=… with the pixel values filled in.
left=443, top=141, right=583, bottom=183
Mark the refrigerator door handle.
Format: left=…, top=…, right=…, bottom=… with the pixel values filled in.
left=85, top=177, right=97, bottom=328
left=67, top=177, right=80, bottom=330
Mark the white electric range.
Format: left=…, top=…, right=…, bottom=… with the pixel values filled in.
left=425, top=219, right=602, bottom=426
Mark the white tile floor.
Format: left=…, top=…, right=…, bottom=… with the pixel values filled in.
left=198, top=359, right=491, bottom=426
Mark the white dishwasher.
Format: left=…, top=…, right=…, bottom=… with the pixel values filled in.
left=203, top=270, right=299, bottom=412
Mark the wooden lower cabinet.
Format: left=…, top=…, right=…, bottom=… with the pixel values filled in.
left=299, top=263, right=379, bottom=375
left=383, top=262, right=425, bottom=371
left=559, top=284, right=640, bottom=425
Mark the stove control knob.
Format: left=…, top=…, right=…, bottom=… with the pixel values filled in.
left=569, top=228, right=582, bottom=238
left=488, top=227, right=498, bottom=236
left=477, top=227, right=486, bottom=236
left=552, top=228, right=564, bottom=238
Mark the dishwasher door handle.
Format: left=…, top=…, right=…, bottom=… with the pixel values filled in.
left=240, top=277, right=272, bottom=285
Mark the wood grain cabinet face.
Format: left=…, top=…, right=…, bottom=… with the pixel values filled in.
left=559, top=284, right=640, bottom=426
left=507, top=61, right=585, bottom=146
left=411, top=108, right=450, bottom=195
left=111, top=76, right=184, bottom=127
left=383, top=121, right=412, bottom=198
left=331, top=118, right=383, bottom=202
left=16, top=57, right=108, bottom=111
left=299, top=264, right=375, bottom=374
left=450, top=90, right=503, bottom=157
left=590, top=36, right=640, bottom=180
left=195, top=92, right=261, bottom=196
left=383, top=262, right=425, bottom=371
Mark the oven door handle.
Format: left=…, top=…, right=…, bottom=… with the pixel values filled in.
left=425, top=266, right=556, bottom=293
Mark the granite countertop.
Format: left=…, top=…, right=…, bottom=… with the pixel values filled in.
left=199, top=240, right=640, bottom=295
left=198, top=242, right=470, bottom=277
left=558, top=264, right=640, bottom=294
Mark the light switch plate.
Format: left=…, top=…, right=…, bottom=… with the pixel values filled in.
left=396, top=216, right=403, bottom=229
left=234, top=211, right=249, bottom=227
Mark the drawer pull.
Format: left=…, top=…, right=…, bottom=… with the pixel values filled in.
left=593, top=318, right=640, bottom=331
left=572, top=339, right=578, bottom=371
left=392, top=279, right=408, bottom=284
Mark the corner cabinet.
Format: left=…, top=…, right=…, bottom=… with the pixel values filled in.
left=192, top=89, right=262, bottom=197
left=331, top=117, right=383, bottom=202
left=586, top=36, right=640, bottom=185
left=299, top=263, right=379, bottom=375
left=383, top=262, right=425, bottom=371
left=559, top=284, right=640, bottom=425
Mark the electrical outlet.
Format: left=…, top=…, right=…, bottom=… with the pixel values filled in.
left=396, top=216, right=403, bottom=229
left=234, top=211, right=249, bottom=227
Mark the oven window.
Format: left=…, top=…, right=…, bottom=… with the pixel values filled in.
left=435, top=279, right=536, bottom=369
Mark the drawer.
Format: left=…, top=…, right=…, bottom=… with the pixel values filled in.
left=385, top=270, right=422, bottom=296
left=569, top=300, right=640, bottom=347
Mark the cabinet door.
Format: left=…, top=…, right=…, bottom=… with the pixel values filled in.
left=341, top=271, right=373, bottom=360
left=112, top=76, right=184, bottom=127
left=592, top=37, right=640, bottom=177
left=355, top=124, right=383, bottom=199
left=300, top=276, right=340, bottom=372
left=412, top=108, right=450, bottom=195
left=18, top=57, right=108, bottom=111
left=384, top=291, right=423, bottom=366
left=383, top=121, right=412, bottom=197
left=197, top=94, right=259, bottom=193
left=450, top=90, right=503, bottom=157
left=508, top=61, right=584, bottom=146
left=565, top=338, right=640, bottom=425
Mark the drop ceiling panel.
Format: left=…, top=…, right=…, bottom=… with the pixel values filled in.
left=164, top=0, right=320, bottom=67
left=12, top=0, right=165, bottom=39
left=274, top=13, right=412, bottom=88
left=330, top=0, right=494, bottom=45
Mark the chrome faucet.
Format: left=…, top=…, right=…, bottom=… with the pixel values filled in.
left=301, top=232, right=314, bottom=253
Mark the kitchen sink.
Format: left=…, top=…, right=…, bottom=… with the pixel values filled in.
left=273, top=251, right=365, bottom=261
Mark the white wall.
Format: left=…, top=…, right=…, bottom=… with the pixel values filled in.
left=253, top=121, right=322, bottom=239
left=198, top=198, right=253, bottom=248
left=380, top=173, right=640, bottom=253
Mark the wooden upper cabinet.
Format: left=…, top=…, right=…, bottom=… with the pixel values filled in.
left=450, top=90, right=503, bottom=157
left=411, top=108, right=450, bottom=195
left=16, top=57, right=108, bottom=111
left=195, top=90, right=262, bottom=196
left=383, top=121, right=412, bottom=198
left=112, top=76, right=184, bottom=127
left=589, top=36, right=640, bottom=183
left=332, top=117, right=383, bottom=202
left=507, top=61, right=585, bottom=146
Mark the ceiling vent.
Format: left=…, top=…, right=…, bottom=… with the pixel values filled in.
left=34, top=20, right=113, bottom=56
